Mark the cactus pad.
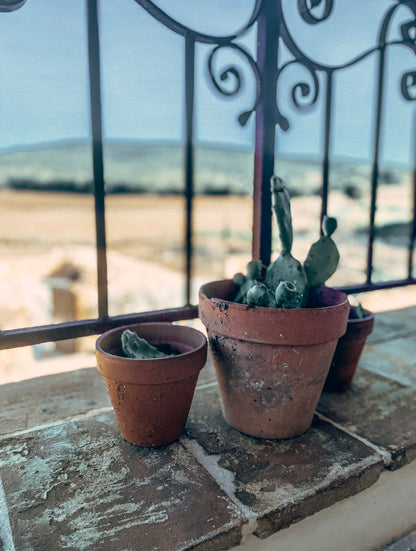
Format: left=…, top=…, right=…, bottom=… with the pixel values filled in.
left=121, top=329, right=173, bottom=359
left=304, top=216, right=340, bottom=289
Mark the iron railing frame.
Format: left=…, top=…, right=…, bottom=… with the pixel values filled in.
left=0, top=0, right=415, bottom=350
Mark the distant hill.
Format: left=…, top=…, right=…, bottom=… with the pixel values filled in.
left=0, top=140, right=408, bottom=196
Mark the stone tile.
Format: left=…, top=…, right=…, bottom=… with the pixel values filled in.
left=383, top=528, right=416, bottom=551
left=368, top=305, right=416, bottom=344
left=185, top=385, right=383, bottom=539
left=0, top=368, right=111, bottom=436
left=0, top=411, right=244, bottom=551
left=362, top=335, right=416, bottom=387
left=318, top=369, right=416, bottom=469
left=0, top=358, right=215, bottom=440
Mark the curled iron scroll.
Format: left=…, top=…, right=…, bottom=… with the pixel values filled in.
left=134, top=0, right=263, bottom=126
left=0, top=0, right=26, bottom=12
left=275, top=60, right=320, bottom=131
left=401, top=71, right=416, bottom=100
left=297, top=0, right=333, bottom=25
left=208, top=43, right=262, bottom=127
left=276, top=0, right=416, bottom=130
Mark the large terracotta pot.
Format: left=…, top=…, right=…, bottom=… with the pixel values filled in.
left=324, top=307, right=374, bottom=392
left=96, top=322, right=207, bottom=447
left=199, top=280, right=349, bottom=439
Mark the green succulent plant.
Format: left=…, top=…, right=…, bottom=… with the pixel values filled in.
left=233, top=175, right=340, bottom=309
left=121, top=329, right=173, bottom=359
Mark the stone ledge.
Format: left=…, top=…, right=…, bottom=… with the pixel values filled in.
left=318, top=368, right=416, bottom=470
left=185, top=385, right=384, bottom=539
left=0, top=305, right=415, bottom=550
left=0, top=412, right=244, bottom=551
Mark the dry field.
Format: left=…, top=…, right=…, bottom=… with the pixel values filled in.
left=0, top=187, right=415, bottom=384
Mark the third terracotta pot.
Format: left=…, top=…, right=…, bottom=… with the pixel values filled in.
left=199, top=280, right=349, bottom=439
left=324, top=307, right=374, bottom=392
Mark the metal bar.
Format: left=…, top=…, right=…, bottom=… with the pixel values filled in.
left=184, top=34, right=195, bottom=304
left=337, top=278, right=416, bottom=295
left=87, top=0, right=109, bottom=317
left=409, top=111, right=416, bottom=278
left=321, top=70, right=333, bottom=221
left=252, top=0, right=279, bottom=266
left=367, top=45, right=386, bottom=284
left=0, top=305, right=199, bottom=350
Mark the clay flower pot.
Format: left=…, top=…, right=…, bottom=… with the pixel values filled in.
left=199, top=280, right=349, bottom=440
left=324, top=306, right=374, bottom=392
left=96, top=322, right=207, bottom=447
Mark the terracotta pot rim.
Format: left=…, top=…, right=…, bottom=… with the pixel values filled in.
left=96, top=322, right=206, bottom=361
left=199, top=279, right=350, bottom=345
left=199, top=279, right=348, bottom=311
left=95, top=322, right=207, bottom=385
left=341, top=308, right=375, bottom=341
left=348, top=309, right=374, bottom=322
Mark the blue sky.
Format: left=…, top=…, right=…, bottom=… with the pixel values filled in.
left=0, top=0, right=415, bottom=166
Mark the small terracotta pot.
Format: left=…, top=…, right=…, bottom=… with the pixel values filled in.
left=199, top=280, right=349, bottom=439
left=96, top=322, right=207, bottom=447
left=324, top=307, right=374, bottom=392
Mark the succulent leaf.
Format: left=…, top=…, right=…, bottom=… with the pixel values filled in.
left=322, top=215, right=337, bottom=237
left=231, top=176, right=340, bottom=309
left=233, top=260, right=263, bottom=303
left=121, top=329, right=172, bottom=359
left=246, top=282, right=277, bottom=308
left=271, top=175, right=293, bottom=254
left=275, top=281, right=303, bottom=309
left=304, top=235, right=340, bottom=289
left=265, top=252, right=308, bottom=302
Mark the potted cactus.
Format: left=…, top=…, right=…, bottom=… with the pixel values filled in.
left=324, top=303, right=374, bottom=392
left=198, top=176, right=349, bottom=439
left=96, top=322, right=207, bottom=447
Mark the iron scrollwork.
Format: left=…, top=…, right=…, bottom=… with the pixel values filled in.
left=207, top=43, right=263, bottom=127
left=133, top=0, right=416, bottom=130
left=0, top=0, right=26, bottom=12
left=297, top=0, right=334, bottom=25
left=133, top=0, right=263, bottom=127
left=6, top=0, right=416, bottom=127
left=275, top=0, right=416, bottom=131
left=401, top=70, right=416, bottom=100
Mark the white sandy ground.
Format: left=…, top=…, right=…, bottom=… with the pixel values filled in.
left=0, top=185, right=415, bottom=384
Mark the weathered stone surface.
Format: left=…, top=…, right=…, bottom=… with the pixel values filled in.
left=1, top=307, right=415, bottom=550
left=363, top=335, right=416, bottom=387
left=369, top=306, right=416, bottom=344
left=0, top=368, right=111, bottom=436
left=0, top=411, right=244, bottom=551
left=0, top=355, right=216, bottom=438
left=382, top=528, right=416, bottom=551
left=318, top=369, right=416, bottom=469
left=186, top=385, right=383, bottom=538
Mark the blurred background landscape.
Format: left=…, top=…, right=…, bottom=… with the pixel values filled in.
left=0, top=141, right=415, bottom=384
left=1, top=0, right=416, bottom=382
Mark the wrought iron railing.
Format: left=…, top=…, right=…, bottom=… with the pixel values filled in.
left=0, top=0, right=415, bottom=350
